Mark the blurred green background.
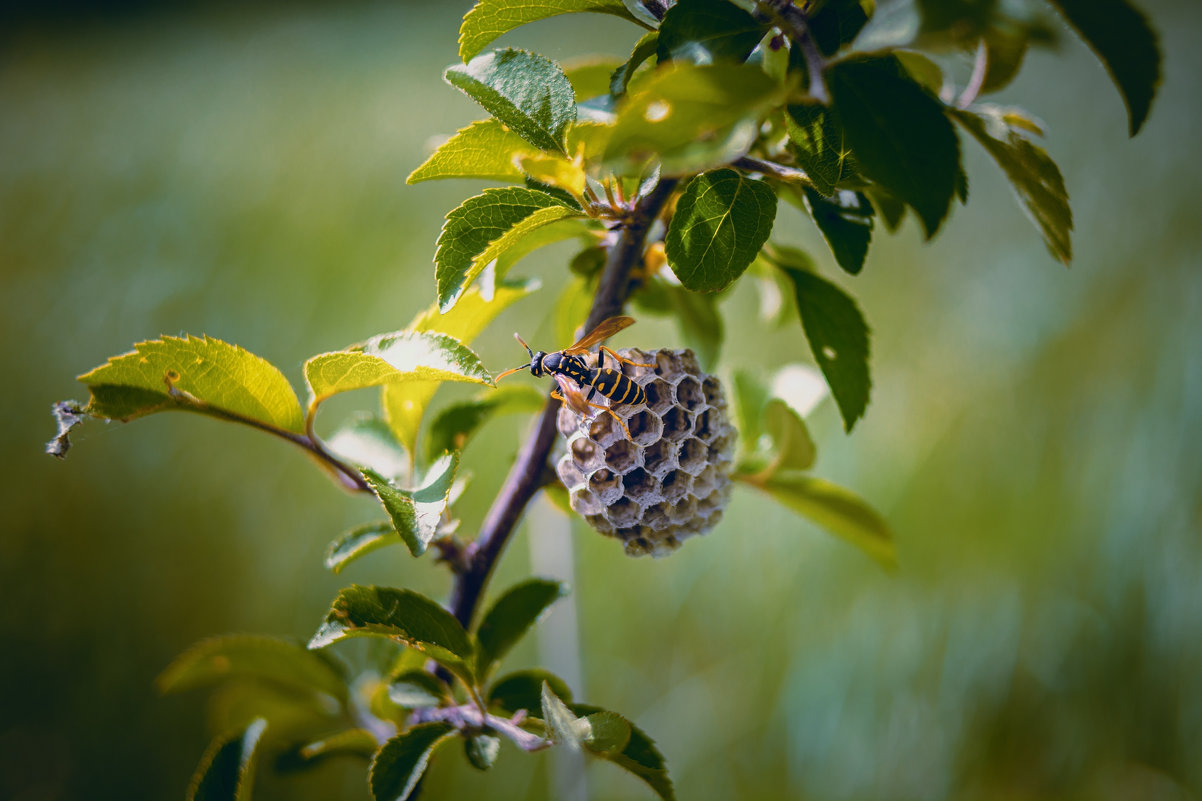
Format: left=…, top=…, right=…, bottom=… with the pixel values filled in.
left=3, top=1, right=1200, bottom=799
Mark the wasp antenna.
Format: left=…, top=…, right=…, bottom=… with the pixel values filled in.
left=513, top=332, right=535, bottom=359
left=495, top=364, right=529, bottom=382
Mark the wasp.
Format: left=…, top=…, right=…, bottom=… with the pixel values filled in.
left=495, top=316, right=655, bottom=439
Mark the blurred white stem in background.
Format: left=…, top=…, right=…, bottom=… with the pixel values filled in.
left=528, top=495, right=587, bottom=801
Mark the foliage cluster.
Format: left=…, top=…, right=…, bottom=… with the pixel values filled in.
left=48, top=0, right=1159, bottom=798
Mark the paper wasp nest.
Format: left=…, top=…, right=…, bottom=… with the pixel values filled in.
left=555, top=348, right=736, bottom=557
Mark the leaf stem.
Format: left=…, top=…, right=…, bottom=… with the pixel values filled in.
left=446, top=177, right=679, bottom=629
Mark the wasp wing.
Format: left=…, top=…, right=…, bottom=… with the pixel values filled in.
left=553, top=373, right=594, bottom=418
left=563, top=316, right=635, bottom=355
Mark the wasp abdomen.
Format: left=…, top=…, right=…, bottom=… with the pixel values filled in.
left=593, top=369, right=645, bottom=406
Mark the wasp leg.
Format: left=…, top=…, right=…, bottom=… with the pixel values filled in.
left=551, top=388, right=634, bottom=440
left=599, top=345, right=655, bottom=370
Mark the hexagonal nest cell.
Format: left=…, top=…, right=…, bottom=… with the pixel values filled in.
left=554, top=347, right=736, bottom=557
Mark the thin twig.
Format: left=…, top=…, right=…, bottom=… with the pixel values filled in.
left=733, top=155, right=817, bottom=188
left=415, top=704, right=550, bottom=752
left=446, top=177, right=678, bottom=629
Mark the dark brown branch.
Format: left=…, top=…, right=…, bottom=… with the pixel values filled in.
left=447, top=177, right=679, bottom=629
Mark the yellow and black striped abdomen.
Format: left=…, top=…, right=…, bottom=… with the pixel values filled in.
left=590, top=368, right=645, bottom=406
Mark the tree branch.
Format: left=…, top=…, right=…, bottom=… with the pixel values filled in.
left=447, top=177, right=679, bottom=629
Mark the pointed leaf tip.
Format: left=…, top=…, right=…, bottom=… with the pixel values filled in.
left=1046, top=0, right=1160, bottom=136
left=435, top=188, right=580, bottom=313
left=776, top=266, right=871, bottom=431
left=827, top=55, right=960, bottom=239
left=361, top=453, right=459, bottom=558
left=476, top=579, right=569, bottom=677
left=187, top=718, right=268, bottom=801
left=370, top=723, right=456, bottom=801
left=445, top=49, right=576, bottom=153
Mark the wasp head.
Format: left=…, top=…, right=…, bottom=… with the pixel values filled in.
left=530, top=351, right=550, bottom=376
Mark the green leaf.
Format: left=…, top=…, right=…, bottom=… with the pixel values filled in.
left=488, top=670, right=573, bottom=715
left=611, top=31, right=659, bottom=97
left=1045, top=0, right=1160, bottom=135
left=388, top=670, right=451, bottom=709
left=564, top=57, right=625, bottom=101
left=464, top=733, right=502, bottom=771
left=802, top=187, right=874, bottom=275
left=894, top=50, right=945, bottom=95
left=459, top=0, right=638, bottom=62
left=476, top=579, right=569, bottom=677
left=542, top=681, right=588, bottom=750
left=436, top=187, right=579, bottom=313
left=187, top=718, right=267, bottom=801
left=605, top=63, right=783, bottom=175
left=731, top=369, right=770, bottom=454
left=732, top=371, right=819, bottom=477
left=657, top=0, right=766, bottom=64
left=763, top=398, right=817, bottom=470
left=305, top=332, right=492, bottom=404
left=981, top=24, right=1029, bottom=94
left=309, top=585, right=474, bottom=681
left=425, top=385, right=546, bottom=462
left=783, top=103, right=858, bottom=197
left=362, top=453, right=460, bottom=557
left=387, top=278, right=541, bottom=457
left=752, top=472, right=895, bottom=567
left=809, top=0, right=870, bottom=55
left=665, top=168, right=777, bottom=292
left=582, top=711, right=632, bottom=756
left=570, top=704, right=675, bottom=801
left=408, top=120, right=533, bottom=184
left=298, top=729, right=379, bottom=764
left=827, top=55, right=961, bottom=238
left=445, top=49, right=576, bottom=153
left=951, top=106, right=1073, bottom=264
left=78, top=335, right=303, bottom=433
left=159, top=635, right=348, bottom=703
left=916, top=0, right=991, bottom=39
left=206, top=681, right=334, bottom=737
left=866, top=186, right=906, bottom=231
left=325, top=522, right=397, bottom=574
left=326, top=415, right=410, bottom=483
left=852, top=0, right=921, bottom=53
left=370, top=723, right=457, bottom=801
left=778, top=267, right=871, bottom=432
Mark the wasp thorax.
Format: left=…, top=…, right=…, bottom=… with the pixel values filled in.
left=555, top=348, right=736, bottom=557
